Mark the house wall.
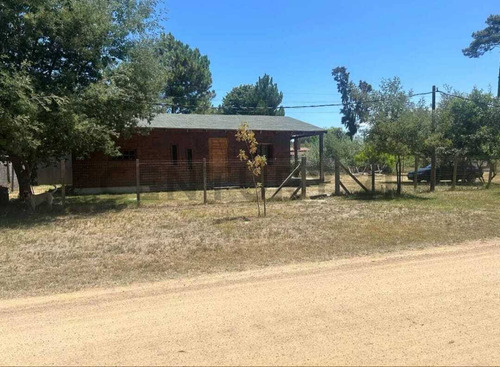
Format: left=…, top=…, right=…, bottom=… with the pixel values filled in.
left=36, top=159, right=73, bottom=186
left=72, top=129, right=292, bottom=191
left=0, top=162, right=17, bottom=190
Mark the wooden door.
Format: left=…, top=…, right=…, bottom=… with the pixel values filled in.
left=209, top=138, right=228, bottom=183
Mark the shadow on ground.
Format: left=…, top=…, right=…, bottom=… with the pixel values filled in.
left=389, top=180, right=486, bottom=188
left=0, top=195, right=131, bottom=229
left=345, top=191, right=431, bottom=202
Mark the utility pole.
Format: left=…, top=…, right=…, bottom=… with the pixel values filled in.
left=430, top=85, right=437, bottom=192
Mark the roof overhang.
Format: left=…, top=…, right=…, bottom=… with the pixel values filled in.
left=291, top=131, right=327, bottom=139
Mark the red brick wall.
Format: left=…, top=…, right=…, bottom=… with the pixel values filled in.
left=73, top=129, right=292, bottom=189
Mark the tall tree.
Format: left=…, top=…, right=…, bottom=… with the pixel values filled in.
left=221, top=74, right=284, bottom=115
left=438, top=88, right=499, bottom=187
left=253, top=74, right=285, bottom=116
left=0, top=0, right=164, bottom=199
left=220, top=84, right=255, bottom=115
left=332, top=67, right=372, bottom=139
left=306, top=128, right=363, bottom=168
left=463, top=14, right=500, bottom=98
left=155, top=33, right=215, bottom=114
left=366, top=78, right=431, bottom=194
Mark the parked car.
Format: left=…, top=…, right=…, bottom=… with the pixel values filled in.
left=407, top=163, right=483, bottom=183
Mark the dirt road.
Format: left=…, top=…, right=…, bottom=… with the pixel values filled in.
left=1, top=240, right=499, bottom=366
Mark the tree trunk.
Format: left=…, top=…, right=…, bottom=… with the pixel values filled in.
left=397, top=155, right=402, bottom=195
left=413, top=156, right=418, bottom=191
left=11, top=158, right=32, bottom=200
left=451, top=156, right=458, bottom=191
left=252, top=175, right=261, bottom=217
left=371, top=163, right=376, bottom=194
left=486, top=160, right=496, bottom=189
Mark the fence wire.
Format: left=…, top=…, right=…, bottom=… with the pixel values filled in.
left=331, top=155, right=498, bottom=196
left=4, top=154, right=498, bottom=204
left=71, top=158, right=307, bottom=203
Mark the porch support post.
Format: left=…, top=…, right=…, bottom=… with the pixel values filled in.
left=293, top=138, right=299, bottom=167
left=319, top=133, right=324, bottom=182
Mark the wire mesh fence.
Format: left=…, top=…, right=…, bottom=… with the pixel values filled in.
left=71, top=158, right=307, bottom=204
left=63, top=154, right=500, bottom=201
left=327, top=155, right=498, bottom=196
left=3, top=154, right=498, bottom=206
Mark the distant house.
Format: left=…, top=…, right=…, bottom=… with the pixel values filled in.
left=290, top=146, right=310, bottom=156
left=72, top=114, right=325, bottom=193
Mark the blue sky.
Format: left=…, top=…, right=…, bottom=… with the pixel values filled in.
left=160, top=0, right=499, bottom=128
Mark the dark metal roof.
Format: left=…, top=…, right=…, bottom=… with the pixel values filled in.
left=138, top=114, right=325, bottom=133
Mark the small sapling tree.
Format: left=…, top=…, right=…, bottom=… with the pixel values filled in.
left=236, top=123, right=267, bottom=217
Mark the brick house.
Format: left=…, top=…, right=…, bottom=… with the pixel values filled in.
left=72, top=114, right=325, bottom=193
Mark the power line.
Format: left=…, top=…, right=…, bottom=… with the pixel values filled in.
left=409, top=91, right=434, bottom=97
left=155, top=91, right=434, bottom=111
left=437, top=90, right=500, bottom=108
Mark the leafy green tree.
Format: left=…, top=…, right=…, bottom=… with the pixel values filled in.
left=306, top=128, right=363, bottom=168
left=0, top=0, right=164, bottom=199
left=332, top=66, right=372, bottom=139
left=463, top=14, right=500, bottom=97
left=367, top=78, right=413, bottom=157
left=221, top=74, right=285, bottom=115
left=353, top=143, right=395, bottom=173
left=155, top=33, right=215, bottom=114
left=366, top=78, right=431, bottom=193
left=438, top=88, right=499, bottom=187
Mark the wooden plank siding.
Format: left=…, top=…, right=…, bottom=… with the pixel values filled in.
left=72, top=129, right=293, bottom=190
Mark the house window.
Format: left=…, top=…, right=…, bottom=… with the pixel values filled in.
left=259, top=144, right=273, bottom=164
left=187, top=149, right=193, bottom=170
left=112, top=149, right=136, bottom=161
left=172, top=145, right=178, bottom=165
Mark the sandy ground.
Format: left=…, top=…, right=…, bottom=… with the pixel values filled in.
left=1, top=239, right=499, bottom=366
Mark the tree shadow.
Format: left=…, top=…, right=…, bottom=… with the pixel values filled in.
left=213, top=216, right=251, bottom=224
left=487, top=182, right=500, bottom=193
left=396, top=180, right=486, bottom=188
left=345, top=190, right=431, bottom=202
left=0, top=195, right=131, bottom=229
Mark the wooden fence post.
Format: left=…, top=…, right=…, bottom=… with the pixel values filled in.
left=261, top=166, right=266, bottom=217
left=371, top=163, right=376, bottom=194
left=319, top=133, right=324, bottom=182
left=136, top=158, right=140, bottom=206
left=334, top=158, right=340, bottom=196
left=11, top=163, right=15, bottom=192
left=337, top=160, right=369, bottom=193
left=430, top=85, right=437, bottom=192
left=396, top=155, right=402, bottom=195
left=451, top=157, right=458, bottom=191
left=293, top=138, right=299, bottom=167
left=414, top=156, right=418, bottom=191
left=60, top=159, right=66, bottom=206
left=203, top=158, right=207, bottom=204
left=301, top=156, right=306, bottom=199
left=270, top=163, right=301, bottom=200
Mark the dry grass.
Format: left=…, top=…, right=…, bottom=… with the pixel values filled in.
left=1, top=175, right=499, bottom=299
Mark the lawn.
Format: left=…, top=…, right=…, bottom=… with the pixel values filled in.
left=1, top=177, right=499, bottom=299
